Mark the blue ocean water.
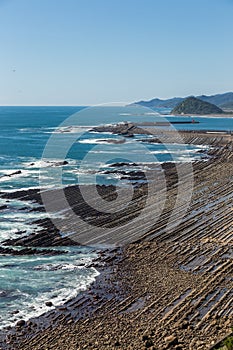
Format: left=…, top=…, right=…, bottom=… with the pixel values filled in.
left=167, top=114, right=233, bottom=131
left=1, top=105, right=230, bottom=191
left=0, top=106, right=232, bottom=329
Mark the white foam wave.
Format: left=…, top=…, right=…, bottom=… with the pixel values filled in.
left=77, top=138, right=124, bottom=144
left=51, top=126, right=92, bottom=134
left=22, top=159, right=76, bottom=169
left=0, top=255, right=99, bottom=329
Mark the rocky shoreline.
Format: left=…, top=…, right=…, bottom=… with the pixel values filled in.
left=91, top=122, right=233, bottom=138
left=0, top=130, right=232, bottom=349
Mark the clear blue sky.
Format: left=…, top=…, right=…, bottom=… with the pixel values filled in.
left=0, top=0, right=233, bottom=105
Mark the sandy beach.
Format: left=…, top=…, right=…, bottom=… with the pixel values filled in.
left=0, top=130, right=232, bottom=350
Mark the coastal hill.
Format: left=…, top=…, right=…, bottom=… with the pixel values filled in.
left=171, top=96, right=224, bottom=115
left=198, top=92, right=233, bottom=106
left=134, top=97, right=183, bottom=109
left=133, top=92, right=233, bottom=109
left=220, top=101, right=233, bottom=110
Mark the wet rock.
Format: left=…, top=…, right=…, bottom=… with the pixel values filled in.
left=14, top=230, right=27, bottom=235
left=1, top=170, right=22, bottom=178
left=45, top=301, right=53, bottom=307
left=145, top=339, right=154, bottom=347
left=51, top=161, right=69, bottom=167
left=164, top=335, right=178, bottom=346
left=110, top=162, right=138, bottom=167
left=0, top=246, right=67, bottom=256
left=11, top=310, right=20, bottom=315
left=3, top=228, right=79, bottom=248
left=142, top=333, right=149, bottom=341
left=16, top=320, right=26, bottom=327
left=175, top=320, right=189, bottom=329
left=58, top=306, right=67, bottom=311
left=18, top=206, right=29, bottom=211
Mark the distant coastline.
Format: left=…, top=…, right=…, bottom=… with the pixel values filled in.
left=168, top=113, right=233, bottom=118
left=132, top=91, right=233, bottom=112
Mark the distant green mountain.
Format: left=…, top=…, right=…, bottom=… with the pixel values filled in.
left=197, top=92, right=233, bottom=107
left=220, top=101, right=233, bottom=110
left=134, top=97, right=183, bottom=108
left=133, top=92, right=233, bottom=109
left=171, top=97, right=224, bottom=115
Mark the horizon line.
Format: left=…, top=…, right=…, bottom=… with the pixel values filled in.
left=0, top=91, right=233, bottom=107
